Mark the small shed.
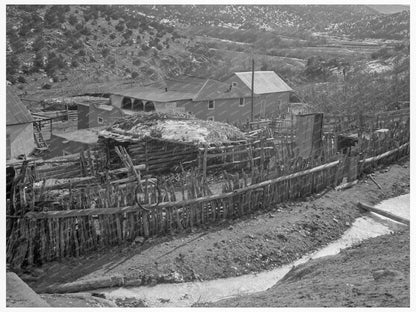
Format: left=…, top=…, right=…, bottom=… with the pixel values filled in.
left=98, top=112, right=247, bottom=173
left=74, top=96, right=117, bottom=129
left=295, top=113, right=323, bottom=159
left=6, top=86, right=36, bottom=160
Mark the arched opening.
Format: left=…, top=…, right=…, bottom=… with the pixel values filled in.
left=132, top=99, right=144, bottom=111
left=145, top=101, right=155, bottom=112
left=121, top=97, right=132, bottom=109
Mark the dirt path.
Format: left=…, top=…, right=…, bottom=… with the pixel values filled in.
left=25, top=159, right=409, bottom=295
left=40, top=294, right=116, bottom=307
left=207, top=228, right=410, bottom=307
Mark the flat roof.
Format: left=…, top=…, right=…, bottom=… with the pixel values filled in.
left=53, top=127, right=106, bottom=144
left=112, top=86, right=195, bottom=102
left=75, top=96, right=110, bottom=107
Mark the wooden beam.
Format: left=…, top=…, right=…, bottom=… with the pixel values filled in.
left=33, top=164, right=146, bottom=190
left=357, top=202, right=409, bottom=225
left=360, top=143, right=408, bottom=164
left=334, top=180, right=358, bottom=191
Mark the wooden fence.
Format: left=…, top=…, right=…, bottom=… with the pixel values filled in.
left=198, top=137, right=274, bottom=175
left=8, top=148, right=106, bottom=181
left=8, top=119, right=405, bottom=215
left=7, top=148, right=212, bottom=214
left=6, top=139, right=409, bottom=268
left=22, top=108, right=408, bottom=181
left=6, top=110, right=410, bottom=268
left=323, top=108, right=409, bottom=134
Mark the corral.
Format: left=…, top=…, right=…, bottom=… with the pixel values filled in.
left=6, top=108, right=409, bottom=270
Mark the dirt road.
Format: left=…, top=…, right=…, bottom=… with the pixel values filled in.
left=24, top=159, right=409, bottom=305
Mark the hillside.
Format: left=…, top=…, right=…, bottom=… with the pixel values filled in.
left=6, top=5, right=217, bottom=93
left=326, top=10, right=410, bottom=40
left=132, top=5, right=409, bottom=40
left=134, top=5, right=376, bottom=33
left=367, top=5, right=409, bottom=15
left=6, top=5, right=410, bottom=101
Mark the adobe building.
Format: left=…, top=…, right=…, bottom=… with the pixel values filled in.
left=223, top=71, right=293, bottom=118
left=76, top=73, right=294, bottom=127
left=6, top=86, right=36, bottom=160
left=109, top=76, right=253, bottom=123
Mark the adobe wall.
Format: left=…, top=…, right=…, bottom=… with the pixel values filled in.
left=6, top=123, right=35, bottom=159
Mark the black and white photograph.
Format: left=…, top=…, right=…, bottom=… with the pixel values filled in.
left=4, top=1, right=412, bottom=308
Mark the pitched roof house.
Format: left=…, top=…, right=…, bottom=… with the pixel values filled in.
left=224, top=71, right=293, bottom=118
left=108, top=76, right=254, bottom=123
left=6, top=86, right=36, bottom=160
left=230, top=71, right=293, bottom=94
left=78, top=72, right=294, bottom=128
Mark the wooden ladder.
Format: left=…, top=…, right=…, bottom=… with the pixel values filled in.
left=33, top=123, right=48, bottom=149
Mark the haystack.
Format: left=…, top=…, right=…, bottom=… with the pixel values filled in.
left=99, top=112, right=246, bottom=146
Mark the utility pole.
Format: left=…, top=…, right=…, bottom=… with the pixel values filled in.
left=251, top=57, right=255, bottom=122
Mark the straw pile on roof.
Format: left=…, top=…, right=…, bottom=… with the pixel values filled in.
left=99, top=112, right=246, bottom=146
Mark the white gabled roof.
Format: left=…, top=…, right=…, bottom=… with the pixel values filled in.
left=234, top=71, right=293, bottom=94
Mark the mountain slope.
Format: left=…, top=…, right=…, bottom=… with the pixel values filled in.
left=133, top=5, right=377, bottom=33
left=6, top=5, right=218, bottom=89
left=6, top=5, right=410, bottom=98
left=129, top=4, right=408, bottom=39
left=367, top=5, right=409, bottom=15
left=326, top=10, right=409, bottom=39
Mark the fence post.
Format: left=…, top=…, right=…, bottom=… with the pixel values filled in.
left=260, top=139, right=265, bottom=178
left=79, top=151, right=87, bottom=177
left=248, top=143, right=254, bottom=181
left=65, top=103, right=69, bottom=121
left=203, top=145, right=208, bottom=182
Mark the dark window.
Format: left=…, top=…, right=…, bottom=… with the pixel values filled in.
left=208, top=100, right=215, bottom=110
left=97, top=116, right=104, bottom=124
left=132, top=99, right=144, bottom=111
left=207, top=116, right=214, bottom=121
left=145, top=101, right=155, bottom=112
left=121, top=97, right=132, bottom=109
left=239, top=98, right=245, bottom=106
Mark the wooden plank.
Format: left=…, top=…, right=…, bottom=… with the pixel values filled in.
left=142, top=211, right=149, bottom=237
left=203, top=146, right=207, bottom=181
left=335, top=180, right=358, bottom=191
left=39, top=169, right=83, bottom=180
left=360, top=143, right=408, bottom=164
left=59, top=219, right=64, bottom=258
left=357, top=202, right=409, bottom=225
left=7, top=153, right=99, bottom=168
left=73, top=219, right=80, bottom=258
left=79, top=151, right=87, bottom=177
left=129, top=148, right=198, bottom=159
left=138, top=154, right=198, bottom=167
left=116, top=214, right=122, bottom=242
left=36, top=164, right=81, bottom=175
